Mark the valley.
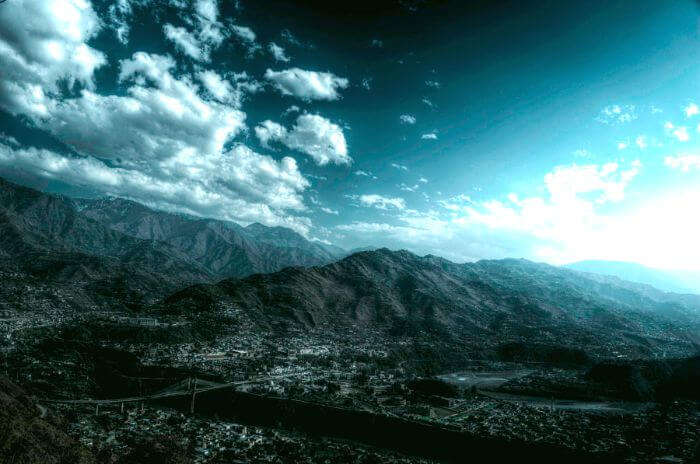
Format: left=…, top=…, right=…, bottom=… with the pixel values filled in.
left=0, top=178, right=698, bottom=463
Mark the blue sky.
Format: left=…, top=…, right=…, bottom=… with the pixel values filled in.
left=2, top=0, right=700, bottom=269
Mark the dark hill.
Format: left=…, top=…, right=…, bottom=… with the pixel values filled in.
left=163, top=249, right=700, bottom=360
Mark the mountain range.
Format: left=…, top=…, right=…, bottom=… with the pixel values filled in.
left=163, top=248, right=700, bottom=360
left=2, top=176, right=699, bottom=361
left=565, top=260, right=700, bottom=295
left=0, top=177, right=343, bottom=312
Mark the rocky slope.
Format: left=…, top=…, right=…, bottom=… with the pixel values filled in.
left=163, top=249, right=700, bottom=360
left=0, top=177, right=344, bottom=312
left=73, top=197, right=344, bottom=279
left=0, top=375, right=93, bottom=464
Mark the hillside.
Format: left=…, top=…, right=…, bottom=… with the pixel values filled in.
left=0, top=177, right=345, bottom=312
left=0, top=375, right=93, bottom=463
left=163, top=249, right=700, bottom=360
left=73, top=197, right=344, bottom=279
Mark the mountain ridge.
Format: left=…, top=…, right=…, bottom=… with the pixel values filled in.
left=162, top=248, right=700, bottom=360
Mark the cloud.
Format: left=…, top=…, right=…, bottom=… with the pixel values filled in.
left=361, top=78, right=372, bottom=90
left=665, top=123, right=690, bottom=142
left=425, top=80, right=440, bottom=88
left=665, top=154, right=700, bottom=172
left=422, top=98, right=435, bottom=108
left=596, top=104, right=637, bottom=124
left=0, top=0, right=106, bottom=117
left=358, top=194, right=406, bottom=210
left=163, top=0, right=229, bottom=61
left=255, top=114, right=351, bottom=165
left=421, top=133, right=438, bottom=140
left=0, top=0, right=310, bottom=233
left=399, top=114, right=416, bottom=124
left=354, top=170, right=377, bottom=179
left=685, top=103, right=699, bottom=118
left=107, top=0, right=151, bottom=44
left=0, top=142, right=312, bottom=233
left=232, top=25, right=256, bottom=42
left=370, top=39, right=383, bottom=48
left=268, top=42, right=290, bottom=62
left=164, top=24, right=204, bottom=60
left=391, top=163, right=408, bottom=171
left=418, top=177, right=428, bottom=183
left=264, top=68, right=348, bottom=101
left=337, top=161, right=647, bottom=265
left=320, top=206, right=339, bottom=215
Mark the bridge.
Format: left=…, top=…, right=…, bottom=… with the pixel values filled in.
left=41, top=372, right=303, bottom=413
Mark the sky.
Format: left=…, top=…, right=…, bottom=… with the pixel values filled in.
left=2, top=0, right=700, bottom=270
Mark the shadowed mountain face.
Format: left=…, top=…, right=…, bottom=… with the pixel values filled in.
left=565, top=260, right=700, bottom=295
left=164, top=249, right=700, bottom=360
left=72, top=197, right=344, bottom=279
left=0, top=177, right=343, bottom=312
left=0, top=375, right=94, bottom=464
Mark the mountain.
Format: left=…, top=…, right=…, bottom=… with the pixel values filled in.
left=0, top=177, right=213, bottom=311
left=0, top=375, right=94, bottom=463
left=73, top=197, right=344, bottom=279
left=565, top=260, right=700, bottom=295
left=163, top=249, right=700, bottom=361
left=0, top=177, right=344, bottom=312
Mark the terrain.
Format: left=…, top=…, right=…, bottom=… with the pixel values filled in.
left=0, top=176, right=698, bottom=463
left=163, top=249, right=700, bottom=361
left=0, top=177, right=344, bottom=312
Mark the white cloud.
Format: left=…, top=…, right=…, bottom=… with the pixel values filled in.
left=370, top=39, right=383, bottom=48
left=685, top=103, right=699, bottom=118
left=355, top=170, right=377, bottom=179
left=422, top=98, right=434, bottom=108
left=320, top=206, right=339, bottom=215
left=164, top=24, right=204, bottom=60
left=195, top=0, right=218, bottom=23
left=391, top=163, right=408, bottom=171
left=425, top=80, right=440, bottom=88
left=232, top=25, right=256, bottom=43
left=107, top=0, right=150, bottom=44
left=421, top=133, right=438, bottom=140
left=418, top=177, right=428, bottom=183
left=255, top=114, right=351, bottom=165
left=665, top=154, right=700, bottom=172
left=197, top=69, right=232, bottom=102
left=361, top=77, right=372, bottom=90
left=337, top=161, right=650, bottom=265
left=163, top=0, right=228, bottom=61
left=617, top=141, right=628, bottom=150
left=596, top=104, right=637, bottom=124
left=0, top=0, right=324, bottom=235
left=0, top=0, right=106, bottom=117
left=0, top=142, right=312, bottom=233
left=399, top=114, right=416, bottom=124
left=358, top=194, right=406, bottom=210
left=674, top=126, right=690, bottom=142
left=264, top=68, right=348, bottom=101
left=268, top=42, right=290, bottom=62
